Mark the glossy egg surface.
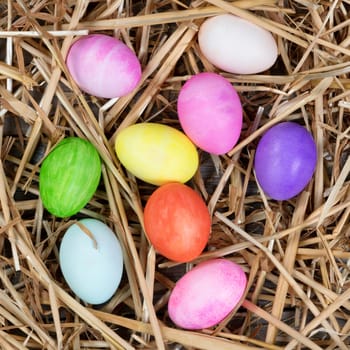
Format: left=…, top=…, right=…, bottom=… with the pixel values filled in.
left=254, top=122, right=317, bottom=200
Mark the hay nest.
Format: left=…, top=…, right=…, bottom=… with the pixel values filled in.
left=1, top=0, right=350, bottom=349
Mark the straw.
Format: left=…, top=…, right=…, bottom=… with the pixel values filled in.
left=1, top=0, right=349, bottom=349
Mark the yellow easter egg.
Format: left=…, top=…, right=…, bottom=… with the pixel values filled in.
left=115, top=123, right=198, bottom=185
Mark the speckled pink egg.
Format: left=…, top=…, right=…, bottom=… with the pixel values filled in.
left=66, top=34, right=142, bottom=98
left=177, top=72, right=243, bottom=155
left=168, top=259, right=247, bottom=330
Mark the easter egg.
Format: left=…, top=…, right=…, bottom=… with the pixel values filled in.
left=115, top=123, right=198, bottom=185
left=59, top=218, right=124, bottom=304
left=39, top=137, right=101, bottom=217
left=144, top=183, right=211, bottom=262
left=168, top=259, right=247, bottom=329
left=254, top=122, right=317, bottom=200
left=177, top=72, right=243, bottom=155
left=66, top=34, right=142, bottom=98
left=198, top=14, right=278, bottom=74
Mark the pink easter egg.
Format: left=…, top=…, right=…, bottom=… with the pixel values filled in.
left=66, top=34, right=142, bottom=99
left=177, top=72, right=243, bottom=155
left=168, top=258, right=247, bottom=330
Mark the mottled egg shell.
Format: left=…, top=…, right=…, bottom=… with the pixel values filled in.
left=115, top=123, right=198, bottom=185
left=39, top=137, right=101, bottom=218
left=168, top=259, right=247, bottom=329
left=177, top=72, right=243, bottom=155
left=59, top=218, right=123, bottom=305
left=66, top=34, right=142, bottom=98
left=198, top=14, right=278, bottom=74
left=254, top=122, right=317, bottom=200
left=144, top=183, right=211, bottom=262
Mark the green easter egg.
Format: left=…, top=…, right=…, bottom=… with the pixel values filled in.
left=39, top=137, right=101, bottom=218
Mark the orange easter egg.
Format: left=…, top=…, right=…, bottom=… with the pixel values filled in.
left=144, top=183, right=211, bottom=262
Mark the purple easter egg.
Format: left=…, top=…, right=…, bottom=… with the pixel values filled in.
left=254, top=122, right=317, bottom=200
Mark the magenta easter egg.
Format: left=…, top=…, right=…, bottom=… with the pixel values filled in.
left=177, top=72, right=243, bottom=155
left=168, top=259, right=247, bottom=330
left=66, top=34, right=142, bottom=98
left=254, top=122, right=317, bottom=200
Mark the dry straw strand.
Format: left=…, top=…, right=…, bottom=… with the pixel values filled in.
left=1, top=0, right=350, bottom=349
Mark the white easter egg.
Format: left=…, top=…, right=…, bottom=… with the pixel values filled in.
left=198, top=14, right=278, bottom=74
left=59, top=218, right=123, bottom=304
